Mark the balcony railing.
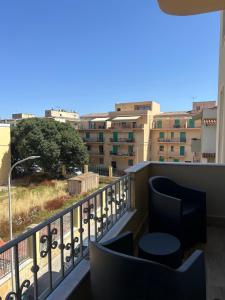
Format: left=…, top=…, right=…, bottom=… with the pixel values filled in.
left=88, top=151, right=104, bottom=156
left=109, top=138, right=135, bottom=143
left=158, top=138, right=186, bottom=143
left=0, top=175, right=131, bottom=299
left=83, top=138, right=104, bottom=143
left=79, top=125, right=106, bottom=130
left=110, top=151, right=135, bottom=157
left=109, top=124, right=144, bottom=130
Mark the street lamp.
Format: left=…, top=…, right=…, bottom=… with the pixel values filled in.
left=8, top=155, right=40, bottom=291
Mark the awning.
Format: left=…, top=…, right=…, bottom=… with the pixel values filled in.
left=112, top=116, right=141, bottom=121
left=157, top=0, right=225, bottom=16
left=91, top=118, right=109, bottom=122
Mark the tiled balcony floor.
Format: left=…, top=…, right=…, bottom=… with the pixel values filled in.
left=192, top=226, right=225, bottom=300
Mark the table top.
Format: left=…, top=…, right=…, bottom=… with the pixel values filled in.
left=138, top=232, right=181, bottom=256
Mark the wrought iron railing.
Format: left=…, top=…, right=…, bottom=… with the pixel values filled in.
left=0, top=174, right=131, bottom=300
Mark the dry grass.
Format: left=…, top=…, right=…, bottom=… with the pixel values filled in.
left=0, top=180, right=68, bottom=223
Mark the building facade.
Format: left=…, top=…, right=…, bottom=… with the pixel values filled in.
left=151, top=112, right=201, bottom=162
left=0, top=124, right=11, bottom=185
left=79, top=101, right=160, bottom=171
left=150, top=101, right=215, bottom=163
left=192, top=107, right=217, bottom=163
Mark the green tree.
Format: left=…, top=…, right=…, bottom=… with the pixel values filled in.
left=11, top=118, right=89, bottom=176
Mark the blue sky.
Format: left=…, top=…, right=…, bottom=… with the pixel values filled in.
left=0, top=0, right=220, bottom=119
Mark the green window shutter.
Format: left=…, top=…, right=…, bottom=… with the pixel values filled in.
left=113, top=132, right=118, bottom=142
left=188, top=119, right=195, bottom=128
left=180, top=132, right=186, bottom=142
left=156, top=120, right=162, bottom=128
left=159, top=132, right=164, bottom=139
left=159, top=156, right=164, bottom=162
left=173, top=159, right=179, bottom=162
left=86, top=132, right=90, bottom=139
left=174, top=119, right=180, bottom=128
left=180, top=146, right=185, bottom=156
left=128, top=132, right=134, bottom=141
left=112, top=145, right=118, bottom=154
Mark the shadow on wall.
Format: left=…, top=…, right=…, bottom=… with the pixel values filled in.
left=0, top=149, right=11, bottom=186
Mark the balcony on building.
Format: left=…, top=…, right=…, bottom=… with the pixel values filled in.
left=1, top=161, right=225, bottom=300
left=109, top=116, right=144, bottom=130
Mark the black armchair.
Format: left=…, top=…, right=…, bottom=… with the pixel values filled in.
left=149, top=176, right=207, bottom=247
left=89, top=232, right=206, bottom=300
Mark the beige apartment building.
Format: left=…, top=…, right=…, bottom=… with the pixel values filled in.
left=192, top=106, right=217, bottom=163
left=79, top=101, right=160, bottom=171
left=0, top=124, right=11, bottom=185
left=0, top=113, right=35, bottom=125
left=150, top=101, right=215, bottom=163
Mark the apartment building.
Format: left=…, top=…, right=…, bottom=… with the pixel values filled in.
left=0, top=113, right=35, bottom=125
left=0, top=124, right=11, bottom=185
left=192, top=106, right=217, bottom=163
left=150, top=101, right=216, bottom=163
left=79, top=101, right=160, bottom=171
left=45, top=109, right=80, bottom=128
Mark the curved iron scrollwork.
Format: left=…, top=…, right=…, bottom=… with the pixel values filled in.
left=5, top=279, right=30, bottom=300
left=83, top=204, right=94, bottom=224
left=40, top=228, right=58, bottom=258
left=97, top=214, right=107, bottom=233
left=65, top=237, right=79, bottom=262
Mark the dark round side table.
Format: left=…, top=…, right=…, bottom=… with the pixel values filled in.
left=138, top=232, right=182, bottom=268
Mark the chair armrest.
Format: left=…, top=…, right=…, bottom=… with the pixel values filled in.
left=177, top=185, right=206, bottom=207
left=177, top=250, right=206, bottom=300
left=101, top=231, right=133, bottom=256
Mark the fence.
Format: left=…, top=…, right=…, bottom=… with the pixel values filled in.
left=0, top=174, right=131, bottom=300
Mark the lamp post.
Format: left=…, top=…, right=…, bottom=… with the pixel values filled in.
left=8, top=155, right=40, bottom=291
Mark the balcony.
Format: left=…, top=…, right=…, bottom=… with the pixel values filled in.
left=158, top=138, right=186, bottom=143
left=109, top=124, right=144, bottom=130
left=109, top=151, right=135, bottom=157
left=79, top=125, right=106, bottom=130
left=1, top=162, right=225, bottom=299
left=88, top=151, right=104, bottom=156
left=109, top=138, right=135, bottom=143
left=83, top=138, right=104, bottom=143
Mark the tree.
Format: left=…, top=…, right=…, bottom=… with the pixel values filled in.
left=11, top=118, right=89, bottom=176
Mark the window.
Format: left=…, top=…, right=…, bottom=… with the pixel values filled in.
left=159, top=145, right=164, bottom=152
left=117, top=108, right=121, bottom=111
left=128, top=145, right=133, bottom=154
left=196, top=106, right=201, bottom=111
left=159, top=156, right=164, bottom=162
left=188, top=118, right=195, bottom=128
left=98, top=132, right=104, bottom=142
left=156, top=120, right=162, bottom=128
left=128, top=159, right=133, bottom=166
left=113, top=132, right=118, bottom=142
left=159, top=132, right=164, bottom=139
left=180, top=146, right=185, bottom=156
left=171, top=146, right=174, bottom=152
left=99, top=157, right=104, bottom=165
left=87, top=145, right=91, bottom=151
left=99, top=145, right=104, bottom=154
left=128, top=132, right=134, bottom=141
left=174, top=119, right=180, bottom=128
left=86, top=132, right=90, bottom=139
left=112, top=145, right=118, bottom=154
left=171, top=132, right=174, bottom=140
left=180, top=132, right=186, bottom=142
left=173, top=159, right=179, bottom=162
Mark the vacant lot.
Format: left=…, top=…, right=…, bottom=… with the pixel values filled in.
left=0, top=176, right=114, bottom=240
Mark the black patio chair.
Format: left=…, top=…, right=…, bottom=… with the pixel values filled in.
left=149, top=176, right=207, bottom=247
left=89, top=232, right=206, bottom=300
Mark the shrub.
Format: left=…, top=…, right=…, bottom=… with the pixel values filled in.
left=44, top=195, right=70, bottom=211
